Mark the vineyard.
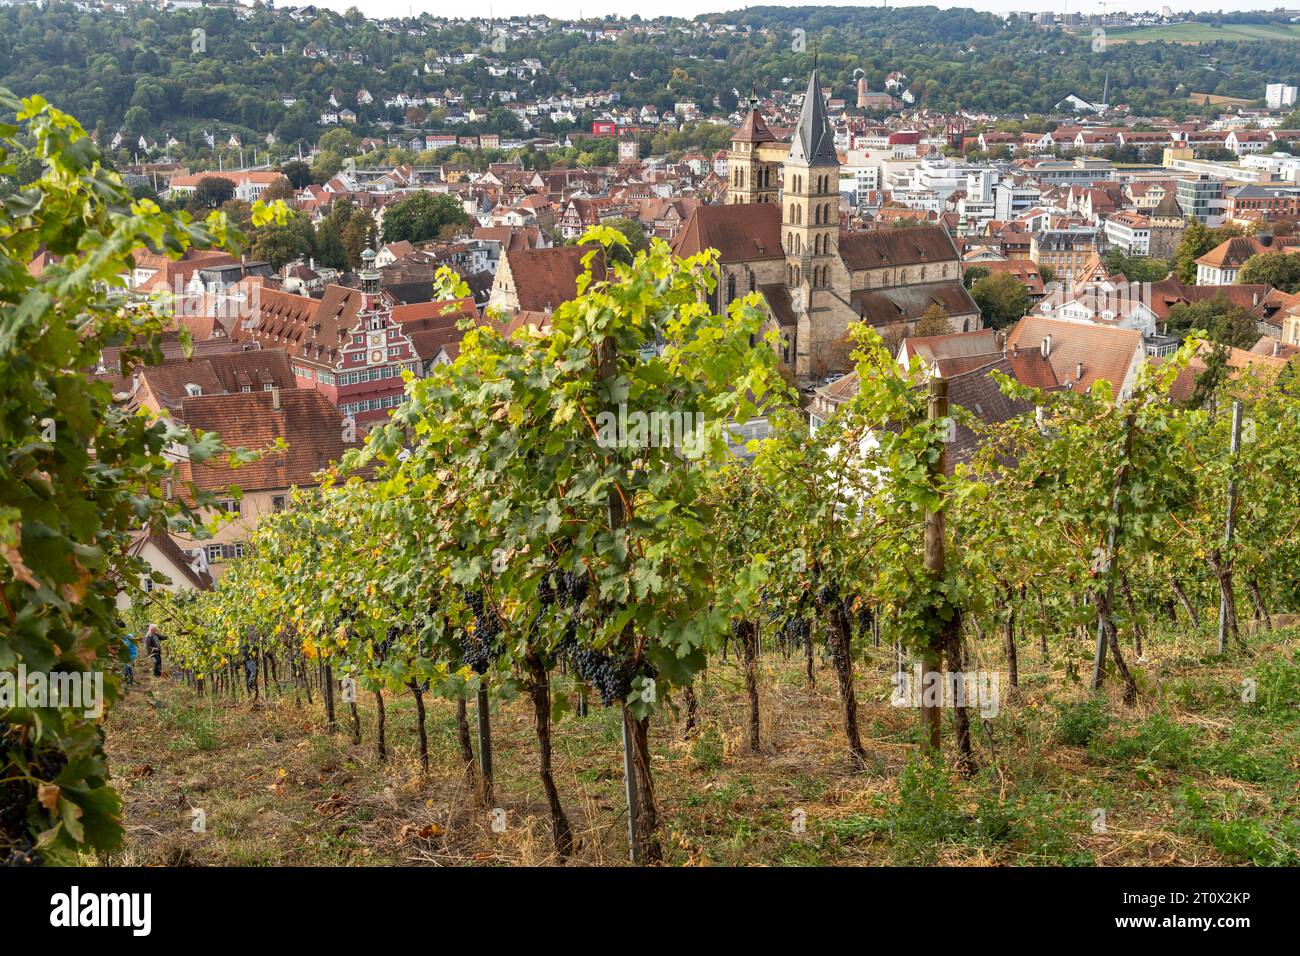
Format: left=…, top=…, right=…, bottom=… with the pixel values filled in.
left=119, top=239, right=1300, bottom=867
left=3, top=91, right=1300, bottom=871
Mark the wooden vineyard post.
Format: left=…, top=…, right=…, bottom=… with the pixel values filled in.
left=323, top=662, right=336, bottom=728
left=922, top=376, right=948, bottom=754
left=597, top=332, right=657, bottom=863
left=620, top=708, right=642, bottom=864
left=1217, top=400, right=1243, bottom=655
left=1091, top=411, right=1139, bottom=704
left=477, top=683, right=494, bottom=806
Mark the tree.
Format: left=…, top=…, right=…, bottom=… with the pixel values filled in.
left=914, top=303, right=954, bottom=337
left=310, top=151, right=344, bottom=183
left=971, top=271, right=1030, bottom=329
left=193, top=175, right=235, bottom=209
left=0, top=89, right=278, bottom=863
left=318, top=127, right=360, bottom=157
left=1165, top=292, right=1261, bottom=349
left=1176, top=222, right=1245, bottom=284
left=574, top=216, right=647, bottom=265
left=250, top=212, right=316, bottom=269
left=261, top=177, right=297, bottom=204
left=360, top=228, right=783, bottom=861
left=1105, top=249, right=1172, bottom=283
left=280, top=160, right=313, bottom=189
left=879, top=321, right=909, bottom=358
left=962, top=265, right=989, bottom=289
left=1174, top=219, right=1212, bottom=284
left=382, top=191, right=469, bottom=245
left=1237, top=251, right=1300, bottom=293
left=339, top=210, right=375, bottom=267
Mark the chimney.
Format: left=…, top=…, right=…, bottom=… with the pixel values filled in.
left=1273, top=340, right=1280, bottom=357
left=1253, top=292, right=1260, bottom=307
left=271, top=387, right=281, bottom=410
left=1076, top=360, right=1084, bottom=381
left=1041, top=334, right=1052, bottom=358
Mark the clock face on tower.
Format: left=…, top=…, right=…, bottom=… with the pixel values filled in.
left=370, top=350, right=383, bottom=365
left=369, top=333, right=383, bottom=347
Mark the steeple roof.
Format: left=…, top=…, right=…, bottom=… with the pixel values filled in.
left=733, top=106, right=777, bottom=145
left=787, top=70, right=838, bottom=168
left=1151, top=190, right=1184, bottom=220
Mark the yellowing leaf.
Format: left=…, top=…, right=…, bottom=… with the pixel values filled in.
left=37, top=783, right=60, bottom=812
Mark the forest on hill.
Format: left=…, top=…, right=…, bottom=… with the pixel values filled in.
left=1, top=4, right=1297, bottom=151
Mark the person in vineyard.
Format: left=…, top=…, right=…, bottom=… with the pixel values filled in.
left=243, top=650, right=258, bottom=693
left=145, top=623, right=166, bottom=678
left=122, top=631, right=138, bottom=687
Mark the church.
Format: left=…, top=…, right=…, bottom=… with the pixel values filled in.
left=672, top=69, right=980, bottom=378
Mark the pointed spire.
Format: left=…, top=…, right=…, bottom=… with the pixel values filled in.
left=733, top=100, right=776, bottom=145
left=788, top=69, right=838, bottom=168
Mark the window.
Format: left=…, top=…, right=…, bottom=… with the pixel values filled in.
left=263, top=383, right=275, bottom=391
left=352, top=334, right=364, bottom=345
left=206, top=544, right=223, bottom=563
left=241, top=385, right=251, bottom=392
left=389, top=347, right=402, bottom=357
left=271, top=495, right=286, bottom=512
left=217, top=499, right=242, bottom=516
left=233, top=543, right=247, bottom=559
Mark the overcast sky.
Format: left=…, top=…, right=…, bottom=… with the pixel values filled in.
left=292, top=2, right=1295, bottom=20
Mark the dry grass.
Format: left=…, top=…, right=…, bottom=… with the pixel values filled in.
left=98, top=628, right=1300, bottom=867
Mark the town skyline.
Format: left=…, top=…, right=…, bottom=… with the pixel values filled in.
left=292, top=2, right=1296, bottom=20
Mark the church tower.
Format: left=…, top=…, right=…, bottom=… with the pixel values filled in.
left=783, top=69, right=840, bottom=374
left=727, top=94, right=779, bottom=204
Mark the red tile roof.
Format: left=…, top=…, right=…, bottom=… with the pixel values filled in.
left=1006, top=315, right=1143, bottom=394
left=177, top=389, right=360, bottom=493
left=838, top=224, right=962, bottom=271
left=503, top=246, right=608, bottom=312
left=670, top=203, right=784, bottom=263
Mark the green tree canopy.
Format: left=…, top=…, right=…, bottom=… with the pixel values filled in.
left=1164, top=292, right=1260, bottom=349
left=971, top=271, right=1030, bottom=330
left=382, top=191, right=469, bottom=245
left=193, top=175, right=235, bottom=209
left=1237, top=251, right=1300, bottom=293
